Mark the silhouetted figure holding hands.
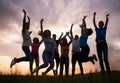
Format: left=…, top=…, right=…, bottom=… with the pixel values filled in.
left=32, top=19, right=55, bottom=76
left=93, top=12, right=110, bottom=76
left=10, top=9, right=32, bottom=68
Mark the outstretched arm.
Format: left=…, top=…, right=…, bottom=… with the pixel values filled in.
left=93, top=12, right=97, bottom=29
left=105, top=14, right=109, bottom=29
left=70, top=24, right=74, bottom=39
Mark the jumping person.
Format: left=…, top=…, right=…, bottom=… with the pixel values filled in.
left=79, top=16, right=98, bottom=76
left=93, top=12, right=110, bottom=76
left=32, top=19, right=55, bottom=76
left=10, top=9, right=32, bottom=68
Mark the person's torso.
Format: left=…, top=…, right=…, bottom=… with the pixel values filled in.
left=31, top=43, right=40, bottom=53
left=44, top=38, right=55, bottom=52
left=72, top=39, right=80, bottom=52
left=79, top=33, right=88, bottom=47
left=95, top=27, right=106, bottom=42
left=22, top=30, right=32, bottom=46
left=60, top=44, right=69, bottom=57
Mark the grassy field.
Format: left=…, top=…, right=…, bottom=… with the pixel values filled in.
left=0, top=71, right=120, bottom=83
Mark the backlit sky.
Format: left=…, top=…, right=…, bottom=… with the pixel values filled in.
left=0, top=0, right=120, bottom=75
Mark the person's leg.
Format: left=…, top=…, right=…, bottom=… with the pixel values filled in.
left=59, top=57, right=64, bottom=77
left=35, top=56, right=39, bottom=76
left=72, top=54, right=77, bottom=76
left=16, top=46, right=31, bottom=62
left=10, top=46, right=31, bottom=68
left=32, top=51, right=49, bottom=73
left=30, top=57, right=34, bottom=76
left=97, top=43, right=105, bottom=76
left=55, top=52, right=60, bottom=70
left=53, top=52, right=59, bottom=75
left=44, top=52, right=54, bottom=75
left=78, top=54, right=84, bottom=76
left=65, top=57, right=69, bottom=76
left=103, top=43, right=110, bottom=74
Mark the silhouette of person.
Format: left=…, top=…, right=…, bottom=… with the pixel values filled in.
left=52, top=33, right=63, bottom=75
left=79, top=16, right=98, bottom=76
left=10, top=9, right=32, bottom=68
left=30, top=37, right=43, bottom=76
left=70, top=24, right=83, bottom=77
left=59, top=32, right=72, bottom=77
left=93, top=12, right=110, bottom=76
left=32, top=19, right=55, bottom=76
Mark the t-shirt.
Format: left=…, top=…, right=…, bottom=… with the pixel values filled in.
left=79, top=33, right=88, bottom=47
left=72, top=39, right=80, bottom=52
left=44, top=38, right=56, bottom=52
left=31, top=43, right=41, bottom=54
left=22, top=29, right=32, bottom=46
left=95, top=27, right=106, bottom=42
left=60, top=44, right=69, bottom=57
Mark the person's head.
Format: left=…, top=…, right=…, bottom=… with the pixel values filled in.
left=44, top=30, right=51, bottom=38
left=75, top=35, right=79, bottom=40
left=87, top=28, right=93, bottom=36
left=98, top=21, right=104, bottom=28
left=61, top=37, right=67, bottom=44
left=33, top=37, right=39, bottom=43
left=53, top=34, right=56, bottom=40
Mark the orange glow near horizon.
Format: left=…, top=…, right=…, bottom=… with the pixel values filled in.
left=0, top=55, right=98, bottom=76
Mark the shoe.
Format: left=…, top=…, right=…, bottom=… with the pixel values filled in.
left=53, top=69, right=57, bottom=76
left=32, top=66, right=39, bottom=74
left=10, top=58, right=16, bottom=68
left=42, top=72, right=46, bottom=76
left=91, top=58, right=95, bottom=64
left=93, top=54, right=98, bottom=61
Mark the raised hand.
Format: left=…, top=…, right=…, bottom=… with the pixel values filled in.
left=27, top=16, right=30, bottom=20
left=93, top=12, right=96, bottom=16
left=40, top=18, right=44, bottom=23
left=23, top=9, right=26, bottom=14
left=106, top=14, right=110, bottom=17
left=83, top=15, right=87, bottom=19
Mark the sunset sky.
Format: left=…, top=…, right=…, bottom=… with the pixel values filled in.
left=0, top=0, right=120, bottom=75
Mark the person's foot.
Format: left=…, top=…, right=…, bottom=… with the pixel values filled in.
left=93, top=54, right=98, bottom=61
left=42, top=72, right=46, bottom=76
left=10, top=58, right=16, bottom=68
left=32, top=66, right=39, bottom=74
left=90, top=58, right=95, bottom=64
left=53, top=69, right=57, bottom=76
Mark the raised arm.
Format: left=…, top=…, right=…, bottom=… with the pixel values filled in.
left=23, top=9, right=26, bottom=25
left=58, top=32, right=63, bottom=41
left=27, top=16, right=30, bottom=26
left=40, top=18, right=44, bottom=39
left=93, top=12, right=97, bottom=29
left=67, top=33, right=72, bottom=45
left=80, top=16, right=87, bottom=34
left=105, top=14, right=109, bottom=29
left=70, top=24, right=74, bottom=39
